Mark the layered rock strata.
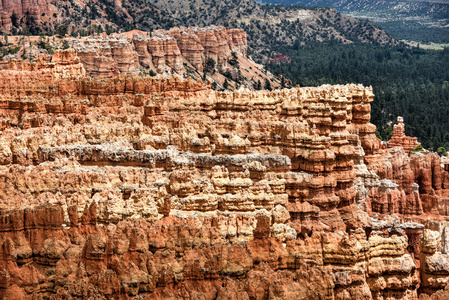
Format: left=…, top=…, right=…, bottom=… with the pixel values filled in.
left=163, top=26, right=247, bottom=69
left=0, top=52, right=448, bottom=298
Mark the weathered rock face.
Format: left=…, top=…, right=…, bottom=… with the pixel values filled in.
left=0, top=0, right=51, bottom=32
left=142, top=32, right=184, bottom=74
left=158, top=29, right=204, bottom=72
left=72, top=33, right=140, bottom=78
left=0, top=55, right=449, bottom=299
left=164, top=26, right=247, bottom=69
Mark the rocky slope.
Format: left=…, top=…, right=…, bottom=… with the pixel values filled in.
left=0, top=0, right=398, bottom=55
left=0, top=49, right=448, bottom=299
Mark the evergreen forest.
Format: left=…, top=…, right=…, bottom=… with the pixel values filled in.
left=267, top=43, right=449, bottom=150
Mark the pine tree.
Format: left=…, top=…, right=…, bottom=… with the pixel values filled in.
left=264, top=78, right=272, bottom=91
left=254, top=80, right=262, bottom=90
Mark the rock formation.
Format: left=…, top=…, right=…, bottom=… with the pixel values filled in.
left=0, top=48, right=85, bottom=78
left=0, top=48, right=448, bottom=299
left=388, top=116, right=421, bottom=151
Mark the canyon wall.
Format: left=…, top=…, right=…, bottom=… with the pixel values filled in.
left=0, top=49, right=448, bottom=299
left=70, top=26, right=247, bottom=77
left=1, top=26, right=273, bottom=91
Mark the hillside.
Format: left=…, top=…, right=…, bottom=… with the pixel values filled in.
left=259, top=0, right=449, bottom=43
left=0, top=0, right=398, bottom=58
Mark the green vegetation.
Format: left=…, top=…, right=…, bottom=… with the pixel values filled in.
left=258, top=0, right=449, bottom=44
left=37, top=38, right=54, bottom=54
left=228, top=52, right=239, bottom=68
left=267, top=42, right=449, bottom=150
left=253, top=79, right=262, bottom=90
left=0, top=44, right=20, bottom=58
left=61, top=40, right=69, bottom=50
left=223, top=79, right=230, bottom=89
left=264, top=78, right=272, bottom=91
left=139, top=69, right=157, bottom=77
left=203, top=57, right=216, bottom=74
left=409, top=144, right=424, bottom=155
left=56, top=25, right=68, bottom=37
left=380, top=20, right=449, bottom=44
left=437, top=147, right=447, bottom=157
left=10, top=12, right=19, bottom=28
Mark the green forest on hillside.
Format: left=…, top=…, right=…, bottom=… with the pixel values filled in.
left=257, top=0, right=449, bottom=43
left=267, top=43, right=449, bottom=150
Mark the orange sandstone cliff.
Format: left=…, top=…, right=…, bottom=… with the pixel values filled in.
left=70, top=26, right=247, bottom=77
left=0, top=49, right=448, bottom=299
